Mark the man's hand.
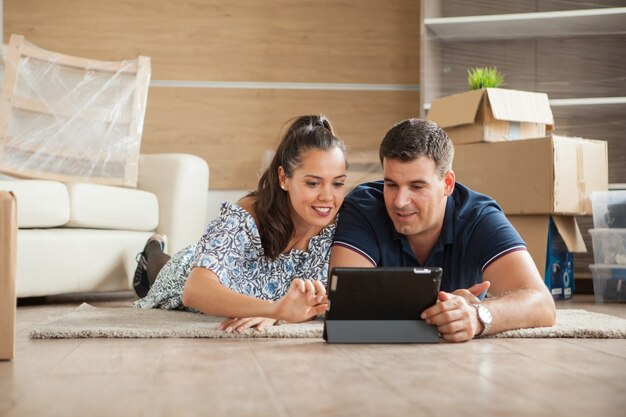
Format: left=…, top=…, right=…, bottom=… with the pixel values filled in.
left=420, top=281, right=490, bottom=343
left=219, top=317, right=277, bottom=332
left=450, top=281, right=490, bottom=305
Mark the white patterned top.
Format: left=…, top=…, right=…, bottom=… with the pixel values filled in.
left=134, top=202, right=336, bottom=310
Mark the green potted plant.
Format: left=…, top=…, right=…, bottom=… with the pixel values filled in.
left=467, top=66, right=504, bottom=90
left=428, top=66, right=553, bottom=144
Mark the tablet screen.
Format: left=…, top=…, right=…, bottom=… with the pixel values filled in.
left=325, top=267, right=442, bottom=320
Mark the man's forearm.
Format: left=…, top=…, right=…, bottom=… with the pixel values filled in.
left=481, top=288, right=556, bottom=335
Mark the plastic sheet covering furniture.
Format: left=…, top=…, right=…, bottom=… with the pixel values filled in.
left=0, top=34, right=151, bottom=187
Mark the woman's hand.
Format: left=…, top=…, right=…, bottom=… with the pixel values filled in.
left=219, top=317, right=277, bottom=332
left=271, top=278, right=328, bottom=323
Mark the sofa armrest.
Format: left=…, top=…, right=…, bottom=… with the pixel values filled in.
left=137, top=153, right=209, bottom=254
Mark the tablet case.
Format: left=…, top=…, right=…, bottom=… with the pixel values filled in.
left=323, top=267, right=442, bottom=344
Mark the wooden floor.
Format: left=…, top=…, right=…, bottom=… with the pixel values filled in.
left=1, top=293, right=625, bottom=417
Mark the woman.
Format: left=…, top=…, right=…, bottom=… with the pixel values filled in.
left=133, top=115, right=348, bottom=332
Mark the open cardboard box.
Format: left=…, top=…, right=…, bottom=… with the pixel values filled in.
left=0, top=191, right=17, bottom=361
left=508, top=215, right=587, bottom=300
left=427, top=88, right=554, bottom=145
left=454, top=135, right=608, bottom=215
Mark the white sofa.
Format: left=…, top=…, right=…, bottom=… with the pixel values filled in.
left=0, top=153, right=209, bottom=298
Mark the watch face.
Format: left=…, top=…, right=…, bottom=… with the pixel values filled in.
left=479, top=305, right=492, bottom=324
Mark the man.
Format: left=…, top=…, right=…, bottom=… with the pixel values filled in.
left=330, top=119, right=556, bottom=342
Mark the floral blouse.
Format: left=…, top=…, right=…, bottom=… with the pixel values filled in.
left=134, top=202, right=336, bottom=310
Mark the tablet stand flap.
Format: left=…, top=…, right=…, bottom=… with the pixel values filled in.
left=324, top=320, right=440, bottom=344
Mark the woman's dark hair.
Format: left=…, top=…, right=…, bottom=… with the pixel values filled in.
left=250, top=115, right=346, bottom=259
left=379, top=119, right=454, bottom=178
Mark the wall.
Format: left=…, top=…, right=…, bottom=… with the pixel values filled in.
left=4, top=0, right=420, bottom=190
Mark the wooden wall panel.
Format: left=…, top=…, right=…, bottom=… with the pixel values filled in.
left=5, top=0, right=420, bottom=190
left=142, top=87, right=419, bottom=189
left=5, top=0, right=420, bottom=84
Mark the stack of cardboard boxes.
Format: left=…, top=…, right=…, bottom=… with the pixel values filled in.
left=428, top=88, right=609, bottom=300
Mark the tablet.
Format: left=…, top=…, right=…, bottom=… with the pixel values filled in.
left=323, top=267, right=442, bottom=343
left=325, top=267, right=442, bottom=319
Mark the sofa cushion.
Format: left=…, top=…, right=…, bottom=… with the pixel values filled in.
left=0, top=180, right=70, bottom=227
left=65, top=183, right=159, bottom=231
left=16, top=228, right=154, bottom=297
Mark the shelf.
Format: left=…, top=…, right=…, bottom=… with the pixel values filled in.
left=548, top=97, right=626, bottom=106
left=424, top=7, right=626, bottom=41
left=423, top=96, right=626, bottom=111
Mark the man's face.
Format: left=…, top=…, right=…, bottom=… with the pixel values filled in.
left=382, top=157, right=453, bottom=238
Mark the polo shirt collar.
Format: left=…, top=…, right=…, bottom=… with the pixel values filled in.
left=441, top=195, right=455, bottom=246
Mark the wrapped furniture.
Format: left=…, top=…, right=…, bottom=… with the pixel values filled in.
left=0, top=36, right=210, bottom=297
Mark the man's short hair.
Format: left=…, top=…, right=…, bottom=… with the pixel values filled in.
left=379, top=119, right=454, bottom=178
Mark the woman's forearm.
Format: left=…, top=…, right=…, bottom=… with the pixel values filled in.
left=182, top=267, right=277, bottom=319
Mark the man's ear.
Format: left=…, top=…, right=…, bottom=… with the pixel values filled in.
left=443, top=170, right=455, bottom=196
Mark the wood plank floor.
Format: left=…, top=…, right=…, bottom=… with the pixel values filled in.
left=1, top=293, right=625, bottom=417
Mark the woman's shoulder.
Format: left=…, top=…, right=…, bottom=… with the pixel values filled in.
left=213, top=200, right=260, bottom=237
left=194, top=201, right=263, bottom=256
left=235, top=195, right=258, bottom=220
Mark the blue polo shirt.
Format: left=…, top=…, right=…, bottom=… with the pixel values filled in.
left=333, top=181, right=526, bottom=292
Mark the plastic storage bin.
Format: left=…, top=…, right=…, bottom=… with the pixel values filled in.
left=590, top=190, right=626, bottom=228
left=589, top=229, right=626, bottom=265
left=589, top=265, right=626, bottom=303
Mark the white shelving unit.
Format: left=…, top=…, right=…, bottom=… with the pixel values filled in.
left=422, top=6, right=626, bottom=109
left=420, top=2, right=626, bottom=284
left=424, top=96, right=626, bottom=110
left=424, top=7, right=626, bottom=41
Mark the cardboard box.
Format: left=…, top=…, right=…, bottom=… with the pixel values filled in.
left=508, top=215, right=587, bottom=300
left=454, top=135, right=608, bottom=215
left=427, top=88, right=554, bottom=145
left=0, top=191, right=17, bottom=361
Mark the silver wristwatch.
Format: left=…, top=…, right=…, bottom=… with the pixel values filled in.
left=471, top=303, right=493, bottom=338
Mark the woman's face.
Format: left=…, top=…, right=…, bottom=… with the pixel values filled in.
left=280, top=147, right=347, bottom=230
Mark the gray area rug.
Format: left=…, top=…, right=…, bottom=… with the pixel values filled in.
left=29, top=303, right=626, bottom=339
left=489, top=309, right=626, bottom=339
